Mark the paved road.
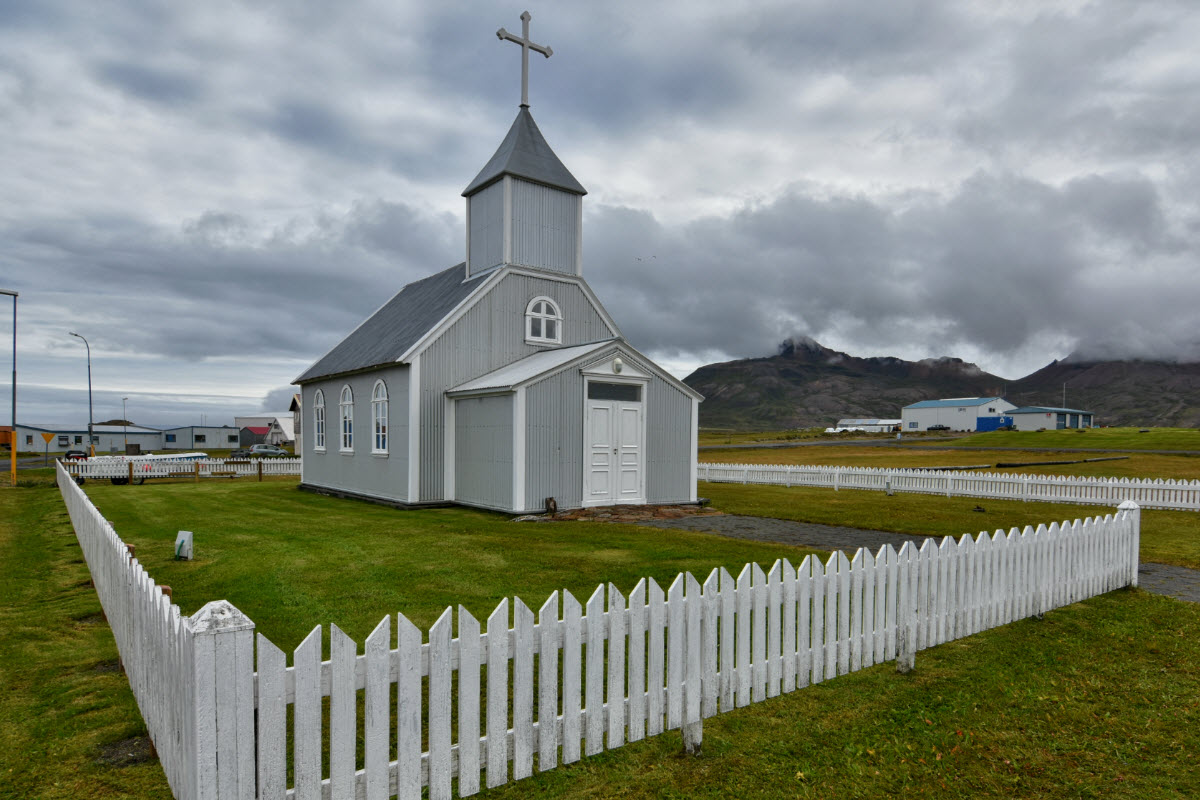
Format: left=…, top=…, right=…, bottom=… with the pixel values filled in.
left=641, top=514, right=1200, bottom=603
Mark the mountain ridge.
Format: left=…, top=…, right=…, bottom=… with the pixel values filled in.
left=683, top=338, right=1200, bottom=429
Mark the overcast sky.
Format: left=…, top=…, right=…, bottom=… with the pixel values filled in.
left=2, top=0, right=1198, bottom=428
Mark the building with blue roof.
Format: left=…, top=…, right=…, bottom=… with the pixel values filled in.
left=901, top=397, right=1016, bottom=432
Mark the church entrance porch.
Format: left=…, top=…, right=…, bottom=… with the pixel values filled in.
left=584, top=380, right=645, bottom=507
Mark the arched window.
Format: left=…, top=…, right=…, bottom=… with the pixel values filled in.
left=371, top=380, right=388, bottom=453
left=525, top=296, right=562, bottom=344
left=339, top=385, right=354, bottom=451
left=313, top=389, right=326, bottom=450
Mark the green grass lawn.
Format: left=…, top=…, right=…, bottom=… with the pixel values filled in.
left=80, top=480, right=825, bottom=651
left=5, top=478, right=1200, bottom=799
left=941, top=427, right=1200, bottom=452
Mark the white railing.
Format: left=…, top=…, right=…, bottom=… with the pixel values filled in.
left=56, top=463, right=200, bottom=799
left=57, top=461, right=1141, bottom=800
left=62, top=456, right=301, bottom=482
left=699, top=462, right=1200, bottom=511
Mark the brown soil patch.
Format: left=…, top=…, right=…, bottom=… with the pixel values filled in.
left=95, top=736, right=155, bottom=767
left=518, top=504, right=724, bottom=524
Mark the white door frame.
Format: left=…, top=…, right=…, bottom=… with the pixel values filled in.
left=581, top=375, right=648, bottom=507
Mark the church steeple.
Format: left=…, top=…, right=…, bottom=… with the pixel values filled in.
left=464, top=12, right=584, bottom=279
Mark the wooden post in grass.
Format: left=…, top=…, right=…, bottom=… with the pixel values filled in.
left=257, top=460, right=263, bottom=482
left=1118, top=500, right=1141, bottom=588
left=193, top=461, right=200, bottom=483
left=189, top=600, right=256, bottom=800
left=127, top=461, right=134, bottom=485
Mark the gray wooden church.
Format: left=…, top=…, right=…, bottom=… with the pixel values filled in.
left=294, top=14, right=701, bottom=513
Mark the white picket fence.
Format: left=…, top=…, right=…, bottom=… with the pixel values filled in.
left=699, top=461, right=1200, bottom=511
left=63, top=456, right=302, bottom=482
left=56, top=461, right=1142, bottom=800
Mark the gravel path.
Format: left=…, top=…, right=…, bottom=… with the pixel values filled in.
left=640, top=514, right=1199, bottom=603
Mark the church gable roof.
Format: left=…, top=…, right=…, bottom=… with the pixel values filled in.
left=294, top=264, right=482, bottom=383
left=462, top=107, right=586, bottom=197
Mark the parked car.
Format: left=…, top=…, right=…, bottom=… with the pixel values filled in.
left=228, top=448, right=253, bottom=459
left=926, top=425, right=951, bottom=431
left=249, top=444, right=290, bottom=457
left=62, top=450, right=89, bottom=460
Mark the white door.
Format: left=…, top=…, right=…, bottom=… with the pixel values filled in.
left=585, top=383, right=644, bottom=505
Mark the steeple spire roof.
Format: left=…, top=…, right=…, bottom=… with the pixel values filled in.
left=462, top=107, right=587, bottom=197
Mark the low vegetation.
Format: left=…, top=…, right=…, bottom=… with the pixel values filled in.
left=3, top=476, right=1198, bottom=798
left=940, top=427, right=1200, bottom=452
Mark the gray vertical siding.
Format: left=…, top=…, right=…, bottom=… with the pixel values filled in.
left=454, top=395, right=513, bottom=511
left=419, top=272, right=616, bottom=501
left=524, top=369, right=584, bottom=511
left=467, top=181, right=504, bottom=277
left=646, top=379, right=695, bottom=504
left=511, top=179, right=580, bottom=275
left=301, top=365, right=410, bottom=503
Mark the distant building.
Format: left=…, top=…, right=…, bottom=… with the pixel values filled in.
left=1008, top=407, right=1094, bottom=431
left=234, top=415, right=294, bottom=446
left=14, top=423, right=163, bottom=454
left=289, top=394, right=302, bottom=453
left=901, top=398, right=1016, bottom=432
left=162, top=426, right=241, bottom=450
left=830, top=418, right=902, bottom=433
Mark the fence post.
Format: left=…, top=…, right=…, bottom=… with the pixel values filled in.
left=127, top=461, right=134, bottom=484
left=257, top=460, right=263, bottom=482
left=194, top=462, right=200, bottom=483
left=1118, top=500, right=1141, bottom=588
left=833, top=470, right=839, bottom=492
left=189, top=600, right=256, bottom=800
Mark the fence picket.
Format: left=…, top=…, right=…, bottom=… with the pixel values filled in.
left=780, top=559, right=797, bottom=694
left=428, top=608, right=453, bottom=799
left=810, top=554, right=825, bottom=684
left=626, top=582, right=646, bottom=741
left=767, top=562, right=782, bottom=698
left=293, top=625, right=322, bottom=800
left=486, top=599, right=510, bottom=787
left=735, top=565, right=752, bottom=705
left=751, top=563, right=768, bottom=702
left=860, top=549, right=876, bottom=667
left=256, top=633, right=286, bottom=800
left=535, top=594, right=558, bottom=772
left=513, top=598, right=535, bottom=779
left=364, top=616, right=390, bottom=800
left=646, top=579, right=665, bottom=736
left=666, top=576, right=685, bottom=730
left=849, top=551, right=863, bottom=671
left=607, top=585, right=627, bottom=750
left=585, top=586, right=606, bottom=755
left=396, top=612, right=423, bottom=800
left=702, top=570, right=721, bottom=717
left=459, top=606, right=483, bottom=793
left=718, top=568, right=735, bottom=711
left=824, top=554, right=839, bottom=678
left=796, top=556, right=812, bottom=688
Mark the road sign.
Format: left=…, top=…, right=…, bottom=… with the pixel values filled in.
left=40, top=432, right=54, bottom=444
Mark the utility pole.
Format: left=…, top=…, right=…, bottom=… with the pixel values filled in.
left=1, top=289, right=16, bottom=485
left=122, top=396, right=129, bottom=452
left=69, top=332, right=95, bottom=456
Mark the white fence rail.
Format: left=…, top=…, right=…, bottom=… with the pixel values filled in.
left=57, top=461, right=1141, bottom=800
left=63, top=456, right=302, bottom=482
left=700, top=461, right=1200, bottom=511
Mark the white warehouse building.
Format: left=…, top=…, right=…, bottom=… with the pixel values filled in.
left=901, top=397, right=1016, bottom=432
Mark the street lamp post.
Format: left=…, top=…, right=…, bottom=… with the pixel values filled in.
left=68, top=332, right=95, bottom=457
left=1, top=289, right=16, bottom=486
left=122, top=396, right=128, bottom=451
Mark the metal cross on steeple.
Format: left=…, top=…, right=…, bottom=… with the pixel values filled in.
left=497, top=11, right=552, bottom=108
